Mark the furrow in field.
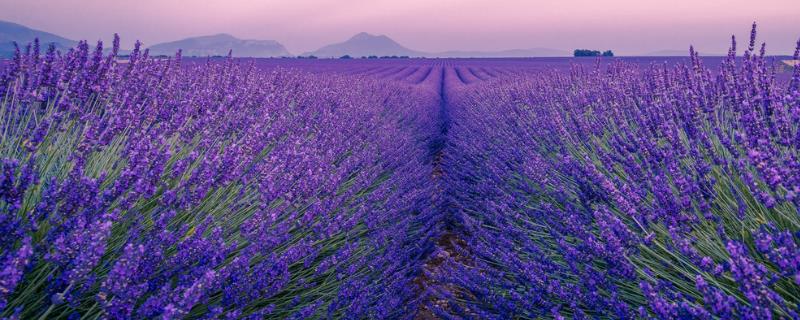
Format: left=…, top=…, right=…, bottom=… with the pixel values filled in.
left=466, top=67, right=487, bottom=81
left=391, top=66, right=420, bottom=81
left=411, top=66, right=435, bottom=85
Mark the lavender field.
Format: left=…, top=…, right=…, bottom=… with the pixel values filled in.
left=1, top=25, right=800, bottom=319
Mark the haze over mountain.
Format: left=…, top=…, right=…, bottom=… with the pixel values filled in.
left=436, top=48, right=569, bottom=58
left=643, top=49, right=724, bottom=56
left=148, top=33, right=290, bottom=57
left=3, top=0, right=798, bottom=56
left=0, top=20, right=76, bottom=57
left=2, top=20, right=746, bottom=59
left=304, top=32, right=423, bottom=57
left=304, top=32, right=571, bottom=58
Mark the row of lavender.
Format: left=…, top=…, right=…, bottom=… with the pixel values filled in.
left=0, top=37, right=443, bottom=319
left=433, top=26, right=800, bottom=318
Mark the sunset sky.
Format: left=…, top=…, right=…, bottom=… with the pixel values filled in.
left=1, top=0, right=798, bottom=55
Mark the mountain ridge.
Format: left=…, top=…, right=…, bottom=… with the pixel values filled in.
left=148, top=33, right=291, bottom=57
left=642, top=49, right=726, bottom=56
left=303, top=32, right=424, bottom=57
left=1, top=20, right=584, bottom=58
left=304, top=32, right=570, bottom=58
left=434, top=48, right=569, bottom=58
left=0, top=20, right=77, bottom=57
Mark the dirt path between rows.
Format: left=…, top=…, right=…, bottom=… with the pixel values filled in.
left=413, top=65, right=475, bottom=319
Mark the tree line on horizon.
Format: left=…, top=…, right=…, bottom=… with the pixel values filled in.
left=574, top=49, right=614, bottom=57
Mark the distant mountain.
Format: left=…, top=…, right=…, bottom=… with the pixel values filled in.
left=305, top=32, right=569, bottom=58
left=434, top=48, right=569, bottom=58
left=0, top=20, right=622, bottom=59
left=304, top=32, right=423, bottom=58
left=642, top=49, right=723, bottom=57
left=148, top=34, right=290, bottom=57
left=0, top=20, right=77, bottom=57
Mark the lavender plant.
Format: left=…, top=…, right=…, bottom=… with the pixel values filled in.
left=0, top=36, right=440, bottom=319
left=1, top=24, right=798, bottom=319
left=432, top=24, right=800, bottom=319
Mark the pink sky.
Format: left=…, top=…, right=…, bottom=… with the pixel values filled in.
left=1, top=0, right=798, bottom=55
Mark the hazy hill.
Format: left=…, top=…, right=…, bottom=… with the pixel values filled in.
left=642, top=49, right=723, bottom=56
left=148, top=33, right=291, bottom=57
left=305, top=32, right=569, bottom=58
left=0, top=20, right=577, bottom=59
left=435, top=48, right=569, bottom=58
left=304, top=32, right=423, bottom=58
left=0, top=20, right=77, bottom=57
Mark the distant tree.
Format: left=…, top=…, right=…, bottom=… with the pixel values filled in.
left=368, top=55, right=378, bottom=59
left=339, top=55, right=352, bottom=59
left=574, top=49, right=601, bottom=57
left=574, top=49, right=614, bottom=57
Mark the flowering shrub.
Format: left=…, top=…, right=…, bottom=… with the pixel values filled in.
left=2, top=24, right=799, bottom=319
left=0, top=37, right=440, bottom=319
left=431, top=24, right=800, bottom=318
